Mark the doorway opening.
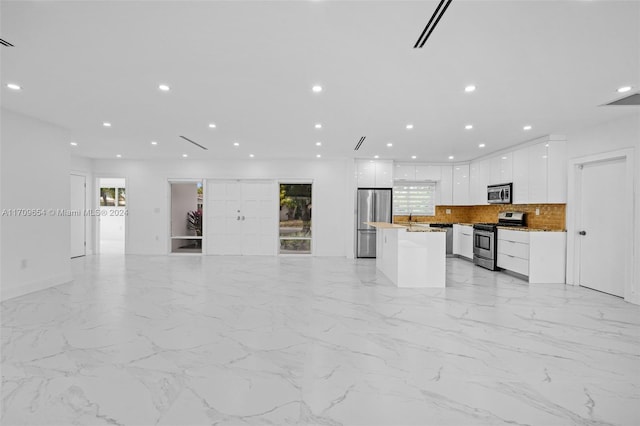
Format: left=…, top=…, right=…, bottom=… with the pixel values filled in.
left=170, top=180, right=203, bottom=254
left=98, top=178, right=126, bottom=254
left=279, top=183, right=312, bottom=254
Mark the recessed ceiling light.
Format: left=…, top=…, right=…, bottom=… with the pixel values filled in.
left=312, top=85, right=323, bottom=93
left=70, top=142, right=78, bottom=146
left=501, top=156, right=507, bottom=160
left=448, top=155, right=455, bottom=160
left=151, top=141, right=158, bottom=145
left=315, top=141, right=322, bottom=146
left=617, top=86, right=632, bottom=93
left=158, top=84, right=170, bottom=91
left=386, top=143, right=393, bottom=147
left=182, top=154, right=188, bottom=158
left=545, top=143, right=549, bottom=147
left=233, top=142, right=240, bottom=146
left=465, top=124, right=473, bottom=130
left=249, top=154, right=255, bottom=158
left=406, top=124, right=414, bottom=130
left=374, top=155, right=379, bottom=159
left=116, top=154, right=122, bottom=158
left=315, top=123, right=322, bottom=129
left=316, top=154, right=322, bottom=158
left=103, top=122, right=112, bottom=127
left=478, top=143, right=486, bottom=148
left=464, top=85, right=476, bottom=93
left=6, top=83, right=21, bottom=90
left=411, top=155, right=417, bottom=159
left=523, top=125, right=532, bottom=131
left=209, top=123, right=217, bottom=128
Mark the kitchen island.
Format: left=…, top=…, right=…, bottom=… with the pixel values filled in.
left=366, top=222, right=446, bottom=288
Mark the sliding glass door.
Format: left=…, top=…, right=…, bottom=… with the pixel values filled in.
left=279, top=183, right=312, bottom=254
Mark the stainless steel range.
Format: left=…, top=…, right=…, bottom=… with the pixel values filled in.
left=473, top=211, right=526, bottom=270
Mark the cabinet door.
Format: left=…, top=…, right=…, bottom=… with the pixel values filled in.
left=489, top=156, right=502, bottom=185
left=477, top=159, right=490, bottom=205
left=356, top=160, right=376, bottom=188
left=415, top=165, right=441, bottom=181
left=547, top=141, right=567, bottom=203
left=438, top=165, right=453, bottom=205
left=394, top=164, right=415, bottom=181
left=375, top=161, right=393, bottom=188
left=469, top=162, right=481, bottom=205
left=512, top=148, right=529, bottom=204
left=453, top=164, right=470, bottom=205
left=460, top=225, right=474, bottom=259
left=499, top=153, right=513, bottom=184
left=528, top=142, right=548, bottom=203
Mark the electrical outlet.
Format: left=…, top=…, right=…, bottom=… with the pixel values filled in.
left=20, top=259, right=27, bottom=269
left=446, top=209, right=451, bottom=214
left=535, top=208, right=540, bottom=215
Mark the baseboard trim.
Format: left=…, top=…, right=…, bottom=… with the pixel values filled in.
left=1, top=273, right=73, bottom=302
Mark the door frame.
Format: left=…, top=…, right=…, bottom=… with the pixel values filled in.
left=70, top=173, right=87, bottom=258
left=168, top=178, right=206, bottom=255
left=566, top=148, right=635, bottom=300
left=95, top=176, right=128, bottom=255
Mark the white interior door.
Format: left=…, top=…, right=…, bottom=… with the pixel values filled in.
left=241, top=181, right=277, bottom=255
left=206, top=181, right=242, bottom=255
left=578, top=158, right=626, bottom=296
left=70, top=174, right=86, bottom=258
left=205, top=180, right=277, bottom=255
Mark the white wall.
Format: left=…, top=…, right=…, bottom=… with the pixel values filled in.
left=91, top=159, right=349, bottom=256
left=0, top=109, right=72, bottom=300
left=566, top=112, right=640, bottom=304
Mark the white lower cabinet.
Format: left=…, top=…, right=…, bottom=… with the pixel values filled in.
left=497, top=229, right=566, bottom=283
left=453, top=224, right=473, bottom=260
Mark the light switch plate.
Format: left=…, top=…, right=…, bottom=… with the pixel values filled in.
left=446, top=209, right=451, bottom=214
left=535, top=208, right=540, bottom=215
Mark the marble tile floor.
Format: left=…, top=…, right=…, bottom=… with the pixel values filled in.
left=1, top=255, right=639, bottom=426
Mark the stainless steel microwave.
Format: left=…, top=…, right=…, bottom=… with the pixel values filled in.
left=487, top=183, right=512, bottom=204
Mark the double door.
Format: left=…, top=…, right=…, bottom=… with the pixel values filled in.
left=205, top=180, right=278, bottom=255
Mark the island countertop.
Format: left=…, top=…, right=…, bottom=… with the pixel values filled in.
left=366, top=222, right=446, bottom=232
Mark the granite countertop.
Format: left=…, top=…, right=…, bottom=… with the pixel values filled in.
left=368, top=222, right=446, bottom=232
left=497, top=226, right=566, bottom=232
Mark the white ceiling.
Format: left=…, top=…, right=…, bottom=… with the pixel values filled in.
left=1, top=0, right=638, bottom=162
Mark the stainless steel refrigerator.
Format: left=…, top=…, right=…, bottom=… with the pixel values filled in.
left=356, top=188, right=392, bottom=258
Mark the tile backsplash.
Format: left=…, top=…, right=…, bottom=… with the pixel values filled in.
left=394, top=204, right=566, bottom=230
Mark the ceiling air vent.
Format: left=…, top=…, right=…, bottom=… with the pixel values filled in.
left=354, top=136, right=366, bottom=151
left=604, top=93, right=640, bottom=106
left=0, top=38, right=14, bottom=47
left=414, top=0, right=454, bottom=48
left=179, top=136, right=208, bottom=150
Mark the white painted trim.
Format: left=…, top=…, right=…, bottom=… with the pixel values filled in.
left=566, top=148, right=635, bottom=303
left=1, top=273, right=73, bottom=302
left=95, top=175, right=128, bottom=256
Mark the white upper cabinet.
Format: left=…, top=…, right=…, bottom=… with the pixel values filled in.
left=452, top=164, right=470, bottom=205
left=415, top=165, right=442, bottom=181
left=490, top=153, right=513, bottom=185
left=375, top=161, right=394, bottom=187
left=356, top=160, right=393, bottom=188
left=547, top=140, right=567, bottom=203
left=356, top=160, right=376, bottom=187
left=512, top=148, right=529, bottom=204
left=438, top=165, right=453, bottom=205
left=394, top=163, right=416, bottom=181
left=528, top=142, right=548, bottom=203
